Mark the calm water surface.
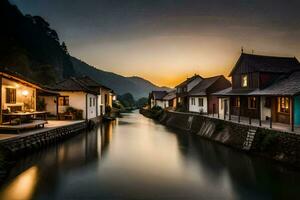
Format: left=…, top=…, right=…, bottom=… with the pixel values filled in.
left=0, top=111, right=299, bottom=200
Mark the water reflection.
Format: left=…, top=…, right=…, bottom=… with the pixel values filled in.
left=0, top=166, right=38, bottom=200
left=0, top=111, right=299, bottom=200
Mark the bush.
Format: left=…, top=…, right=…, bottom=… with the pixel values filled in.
left=260, top=132, right=279, bottom=151
left=65, top=107, right=83, bottom=120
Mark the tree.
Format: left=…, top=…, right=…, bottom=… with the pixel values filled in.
left=61, top=42, right=69, bottom=55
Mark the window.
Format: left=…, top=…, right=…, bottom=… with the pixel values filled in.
left=191, top=98, right=195, bottom=105
left=58, top=96, right=69, bottom=106
left=93, top=98, right=96, bottom=106
left=278, top=97, right=289, bottom=113
left=198, top=98, right=203, bottom=107
left=90, top=97, right=92, bottom=107
left=6, top=88, right=16, bottom=103
left=248, top=97, right=256, bottom=109
left=241, top=74, right=248, bottom=88
left=233, top=97, right=240, bottom=107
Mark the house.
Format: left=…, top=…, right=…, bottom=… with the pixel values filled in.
left=175, top=74, right=203, bottom=111
left=75, top=76, right=115, bottom=116
left=0, top=67, right=51, bottom=128
left=188, top=75, right=231, bottom=114
left=100, top=85, right=115, bottom=115
left=149, top=91, right=168, bottom=108
left=163, top=90, right=177, bottom=109
left=51, top=77, right=100, bottom=120
left=214, top=53, right=300, bottom=131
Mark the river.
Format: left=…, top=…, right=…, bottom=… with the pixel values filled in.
left=0, top=111, right=299, bottom=200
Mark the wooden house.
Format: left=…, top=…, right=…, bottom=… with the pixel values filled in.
left=187, top=75, right=231, bottom=114
left=215, top=53, right=300, bottom=131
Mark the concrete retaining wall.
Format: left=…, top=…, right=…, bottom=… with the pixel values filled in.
left=143, top=109, right=300, bottom=168
left=0, top=121, right=87, bottom=157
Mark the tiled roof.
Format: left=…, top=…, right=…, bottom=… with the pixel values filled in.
left=213, top=71, right=300, bottom=96
left=212, top=87, right=254, bottom=96
left=249, top=71, right=300, bottom=96
left=229, top=53, right=300, bottom=76
left=175, top=74, right=203, bottom=88
left=151, top=91, right=168, bottom=100
left=51, top=77, right=99, bottom=95
left=163, top=90, right=176, bottom=100
left=188, top=76, right=223, bottom=96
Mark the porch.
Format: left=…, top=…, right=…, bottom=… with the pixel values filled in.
left=206, top=114, right=300, bottom=134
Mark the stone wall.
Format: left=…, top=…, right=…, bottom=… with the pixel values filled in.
left=142, top=109, right=300, bottom=168
left=0, top=121, right=87, bottom=157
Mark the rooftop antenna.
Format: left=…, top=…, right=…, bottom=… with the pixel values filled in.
left=241, top=46, right=244, bottom=53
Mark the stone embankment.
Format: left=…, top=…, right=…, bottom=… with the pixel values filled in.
left=141, top=109, right=300, bottom=168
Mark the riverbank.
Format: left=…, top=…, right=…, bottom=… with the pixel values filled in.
left=140, top=108, right=300, bottom=168
left=0, top=120, right=89, bottom=181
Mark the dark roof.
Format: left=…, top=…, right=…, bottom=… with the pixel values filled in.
left=188, top=75, right=223, bottom=96
left=212, top=87, right=254, bottom=96
left=175, top=74, right=203, bottom=88
left=151, top=91, right=168, bottom=100
left=229, top=53, right=300, bottom=76
left=249, top=71, right=300, bottom=96
left=163, top=90, right=176, bottom=100
left=0, top=67, right=41, bottom=88
left=77, top=76, right=113, bottom=92
left=51, top=77, right=99, bottom=95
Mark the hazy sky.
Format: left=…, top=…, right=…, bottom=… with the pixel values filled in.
left=10, top=0, right=300, bottom=87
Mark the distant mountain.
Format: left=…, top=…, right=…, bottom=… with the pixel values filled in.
left=128, top=76, right=171, bottom=92
left=71, top=57, right=171, bottom=99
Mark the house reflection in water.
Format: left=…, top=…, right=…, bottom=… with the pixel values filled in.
left=0, top=122, right=115, bottom=200
left=0, top=166, right=38, bottom=200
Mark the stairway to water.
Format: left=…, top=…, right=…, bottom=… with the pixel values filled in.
left=243, top=128, right=257, bottom=150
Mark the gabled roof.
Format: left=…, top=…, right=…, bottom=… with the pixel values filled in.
left=0, top=67, right=41, bottom=89
left=51, top=77, right=99, bottom=95
left=229, top=53, right=300, bottom=76
left=76, top=76, right=113, bottom=93
left=188, top=75, right=225, bottom=96
left=150, top=91, right=168, bottom=100
left=249, top=71, right=300, bottom=96
left=76, top=76, right=102, bottom=88
left=212, top=87, right=254, bottom=96
left=175, top=74, right=203, bottom=88
left=163, top=90, right=176, bottom=100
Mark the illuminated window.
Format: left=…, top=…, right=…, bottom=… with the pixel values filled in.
left=241, top=74, right=248, bottom=87
left=233, top=97, right=240, bottom=107
left=6, top=88, right=16, bottom=103
left=278, top=97, right=289, bottom=113
left=198, top=98, right=203, bottom=106
left=248, top=97, right=256, bottom=109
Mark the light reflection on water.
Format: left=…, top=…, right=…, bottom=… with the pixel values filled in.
left=0, top=111, right=299, bottom=200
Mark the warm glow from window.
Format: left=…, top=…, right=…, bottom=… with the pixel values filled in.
left=0, top=166, right=38, bottom=200
left=22, top=90, right=29, bottom=96
left=278, top=97, right=289, bottom=113
left=241, top=74, right=248, bottom=87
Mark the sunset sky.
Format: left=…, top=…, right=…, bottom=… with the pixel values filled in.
left=10, top=0, right=300, bottom=87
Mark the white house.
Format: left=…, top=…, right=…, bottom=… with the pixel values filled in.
left=149, top=91, right=168, bottom=109
left=51, top=77, right=100, bottom=120
left=187, top=76, right=231, bottom=114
